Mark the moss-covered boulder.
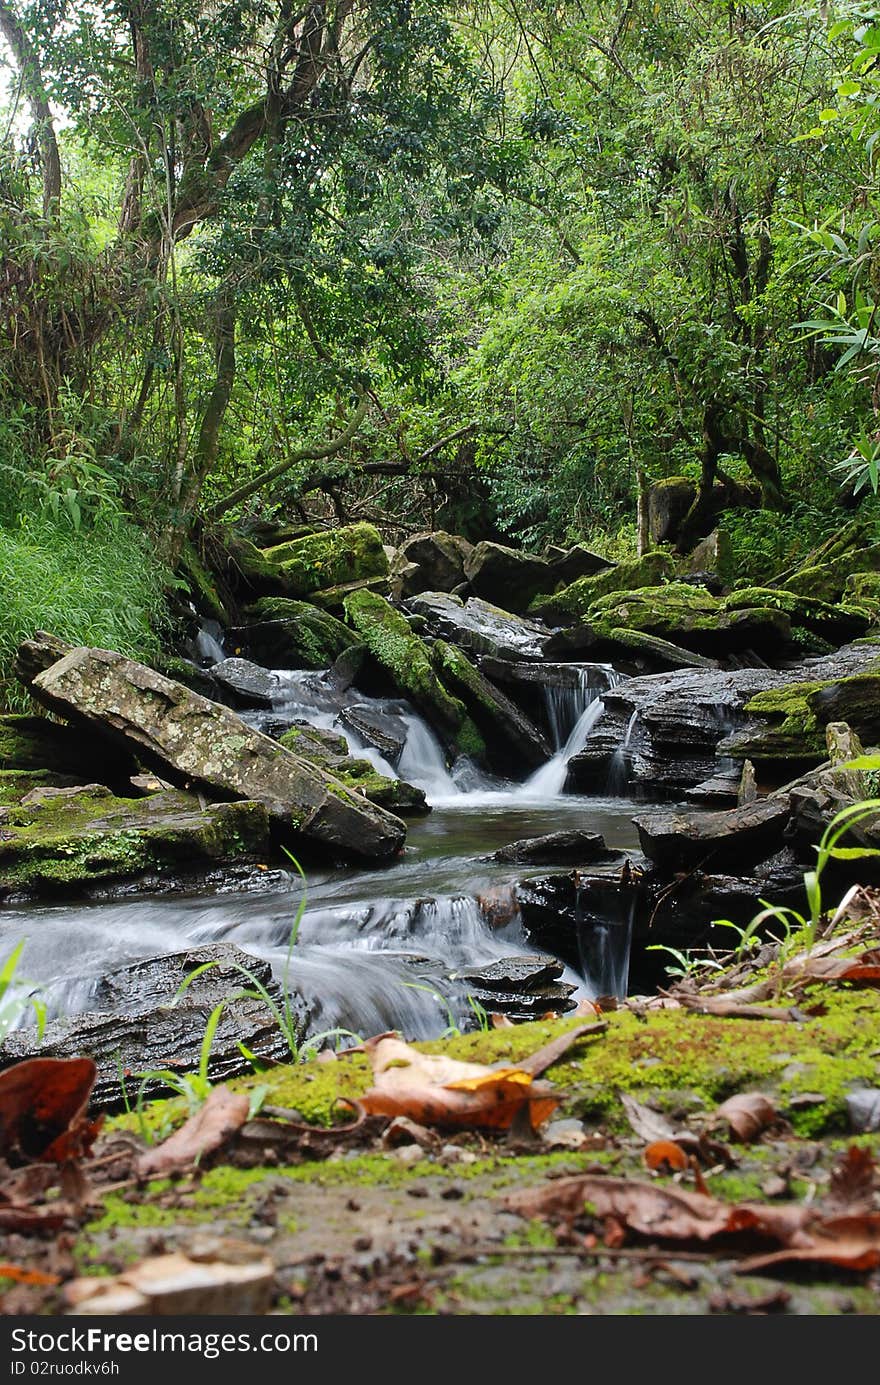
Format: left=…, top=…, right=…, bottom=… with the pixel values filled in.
left=597, top=628, right=719, bottom=671
left=430, top=640, right=551, bottom=771
left=176, top=540, right=229, bottom=624
left=845, top=570, right=880, bottom=612
left=779, top=542, right=880, bottom=604
left=308, top=575, right=390, bottom=614
left=722, top=587, right=870, bottom=644
left=723, top=669, right=880, bottom=767
left=237, top=598, right=360, bottom=670
left=529, top=552, right=676, bottom=623
left=343, top=590, right=485, bottom=761
left=581, top=583, right=791, bottom=656
left=0, top=786, right=271, bottom=897
left=262, top=523, right=389, bottom=599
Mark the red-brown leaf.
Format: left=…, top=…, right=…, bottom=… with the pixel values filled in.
left=735, top=1214, right=880, bottom=1274
left=715, top=1092, right=777, bottom=1142
left=644, top=1140, right=690, bottom=1173
left=135, top=1086, right=251, bottom=1177
left=0, top=1058, right=96, bottom=1164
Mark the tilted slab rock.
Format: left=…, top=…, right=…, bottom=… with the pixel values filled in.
left=404, top=591, right=551, bottom=661
left=633, top=798, right=791, bottom=870
left=26, top=647, right=406, bottom=862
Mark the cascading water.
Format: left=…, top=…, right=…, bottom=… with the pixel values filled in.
left=194, top=619, right=226, bottom=667
left=607, top=708, right=639, bottom=795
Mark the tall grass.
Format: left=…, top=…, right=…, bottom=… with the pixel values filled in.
left=0, top=515, right=171, bottom=711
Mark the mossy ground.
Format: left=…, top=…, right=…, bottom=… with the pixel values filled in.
left=37, top=966, right=876, bottom=1317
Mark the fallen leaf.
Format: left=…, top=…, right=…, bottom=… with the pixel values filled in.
left=0, top=1057, right=97, bottom=1163
left=644, top=1140, right=689, bottom=1173
left=675, top=995, right=803, bottom=1022
left=490, top=1014, right=514, bottom=1029
left=620, top=1094, right=678, bottom=1144
left=359, top=1035, right=561, bottom=1131
left=505, top=1174, right=815, bottom=1247
left=734, top=1214, right=880, bottom=1274
left=135, top=1086, right=250, bottom=1177
left=715, top=1093, right=777, bottom=1142
left=0, top=1264, right=60, bottom=1286
left=828, top=1145, right=876, bottom=1210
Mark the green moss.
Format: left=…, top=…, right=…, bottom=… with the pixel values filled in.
left=343, top=589, right=477, bottom=757
left=529, top=552, right=676, bottom=622
left=723, top=587, right=869, bottom=641
left=263, top=523, right=389, bottom=599
left=245, top=599, right=358, bottom=669
left=177, top=540, right=228, bottom=624
left=0, top=788, right=270, bottom=895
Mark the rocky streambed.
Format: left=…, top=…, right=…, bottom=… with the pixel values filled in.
left=3, top=520, right=880, bottom=1111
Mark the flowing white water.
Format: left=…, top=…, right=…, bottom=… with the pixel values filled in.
left=194, top=620, right=226, bottom=666
left=516, top=699, right=606, bottom=798
left=607, top=708, right=639, bottom=795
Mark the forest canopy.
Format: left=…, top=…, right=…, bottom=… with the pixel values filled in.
left=1, top=1, right=880, bottom=579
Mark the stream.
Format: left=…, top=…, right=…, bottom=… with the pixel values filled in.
left=0, top=651, right=654, bottom=1046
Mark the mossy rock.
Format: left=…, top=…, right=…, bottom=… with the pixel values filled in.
left=581, top=583, right=791, bottom=656
left=176, top=540, right=229, bottom=625
left=309, top=576, right=391, bottom=614
left=343, top=590, right=485, bottom=762
left=845, top=570, right=880, bottom=613
left=263, top=523, right=389, bottom=600
left=0, top=714, right=136, bottom=785
left=430, top=639, right=550, bottom=770
left=279, top=724, right=427, bottom=815
left=722, top=587, right=870, bottom=644
left=529, top=551, right=676, bottom=623
left=732, top=671, right=880, bottom=763
left=0, top=768, right=80, bottom=806
left=240, top=598, right=359, bottom=669
left=0, top=786, right=271, bottom=896
left=780, top=544, right=880, bottom=603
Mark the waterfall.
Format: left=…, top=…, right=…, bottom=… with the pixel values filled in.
left=575, top=886, right=636, bottom=1001
left=516, top=697, right=606, bottom=799
left=396, top=715, right=460, bottom=798
left=607, top=708, right=639, bottom=795
left=194, top=619, right=226, bottom=667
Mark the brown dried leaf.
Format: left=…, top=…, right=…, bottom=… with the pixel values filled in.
left=0, top=1058, right=97, bottom=1163
left=505, top=1174, right=815, bottom=1247
left=828, top=1145, right=876, bottom=1211
left=734, top=1214, right=880, bottom=1274
left=715, top=1093, right=777, bottom=1142
left=64, top=1242, right=274, bottom=1315
left=515, top=1019, right=606, bottom=1077
left=135, top=1086, right=250, bottom=1177
left=619, top=1094, right=678, bottom=1144
left=0, top=1263, right=60, bottom=1286
left=359, top=1035, right=560, bottom=1131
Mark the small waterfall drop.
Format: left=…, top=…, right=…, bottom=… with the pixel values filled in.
left=517, top=697, right=606, bottom=799
left=607, top=708, right=639, bottom=795
left=396, top=715, right=459, bottom=799
left=194, top=619, right=226, bottom=667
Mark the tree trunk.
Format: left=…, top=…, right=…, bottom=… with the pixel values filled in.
left=0, top=0, right=61, bottom=220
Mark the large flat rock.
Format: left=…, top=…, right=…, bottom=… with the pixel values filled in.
left=26, top=647, right=406, bottom=863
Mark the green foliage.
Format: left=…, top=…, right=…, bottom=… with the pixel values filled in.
left=0, top=940, right=46, bottom=1046
left=0, top=515, right=170, bottom=711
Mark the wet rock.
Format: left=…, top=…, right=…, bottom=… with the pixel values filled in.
left=338, top=703, right=409, bottom=766
left=404, top=592, right=550, bottom=662
left=23, top=646, right=406, bottom=863
left=0, top=945, right=306, bottom=1110
left=584, top=583, right=792, bottom=657
left=684, top=772, right=741, bottom=806
left=343, top=589, right=485, bottom=761
left=634, top=798, right=791, bottom=870
left=278, top=722, right=350, bottom=762
left=261, top=522, right=389, bottom=600
left=451, top=954, right=577, bottom=1021
left=12, top=630, right=73, bottom=682
left=597, top=629, right=719, bottom=672
left=390, top=531, right=473, bottom=599
left=278, top=724, right=428, bottom=817
left=430, top=640, right=551, bottom=771
left=0, top=785, right=271, bottom=898
left=209, top=657, right=280, bottom=707
left=233, top=599, right=359, bottom=670
left=462, top=541, right=555, bottom=613
left=530, top=552, right=677, bottom=624
left=516, top=865, right=645, bottom=996
left=490, top=830, right=620, bottom=866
